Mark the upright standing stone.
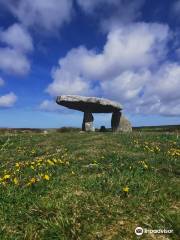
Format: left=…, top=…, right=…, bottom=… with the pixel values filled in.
left=119, top=114, right=132, bottom=132
left=82, top=112, right=94, bottom=132
left=111, top=111, right=121, bottom=132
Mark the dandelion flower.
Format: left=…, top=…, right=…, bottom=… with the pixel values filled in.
left=3, top=174, right=11, bottom=180
left=143, top=164, right=148, bottom=169
left=15, top=163, right=20, bottom=168
left=30, top=177, right=36, bottom=184
left=123, top=186, right=129, bottom=193
left=13, top=177, right=19, bottom=185
left=43, top=175, right=50, bottom=180
left=47, top=160, right=54, bottom=166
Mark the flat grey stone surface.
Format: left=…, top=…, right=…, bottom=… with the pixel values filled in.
left=56, top=95, right=123, bottom=113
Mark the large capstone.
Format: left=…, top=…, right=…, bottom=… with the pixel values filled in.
left=56, top=95, right=122, bottom=113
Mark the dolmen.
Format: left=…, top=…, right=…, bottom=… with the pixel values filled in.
left=56, top=95, right=132, bottom=132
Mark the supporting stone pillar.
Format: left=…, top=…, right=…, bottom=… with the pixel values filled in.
left=111, top=111, right=121, bottom=132
left=82, top=112, right=95, bottom=131
left=119, top=114, right=132, bottom=132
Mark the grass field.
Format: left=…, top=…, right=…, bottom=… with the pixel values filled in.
left=0, top=130, right=179, bottom=239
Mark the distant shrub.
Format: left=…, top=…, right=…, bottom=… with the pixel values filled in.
left=56, top=127, right=81, bottom=133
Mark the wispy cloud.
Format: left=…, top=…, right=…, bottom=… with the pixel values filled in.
left=0, top=0, right=73, bottom=31
left=0, top=77, right=5, bottom=87
left=0, top=92, right=17, bottom=107
left=0, top=23, right=33, bottom=75
left=45, top=22, right=180, bottom=116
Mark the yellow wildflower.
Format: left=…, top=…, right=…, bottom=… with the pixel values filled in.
left=58, top=159, right=64, bottom=164
left=47, top=160, right=54, bottom=166
left=37, top=158, right=43, bottom=163
left=26, top=178, right=37, bottom=186
left=123, top=186, right=129, bottom=193
left=43, top=175, right=50, bottom=180
left=15, top=163, right=20, bottom=168
left=143, top=163, right=148, bottom=169
left=13, top=177, right=19, bottom=185
left=3, top=174, right=11, bottom=180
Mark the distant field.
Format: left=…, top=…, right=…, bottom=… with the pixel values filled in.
left=134, top=125, right=180, bottom=132
left=0, top=124, right=180, bottom=133
left=0, top=130, right=179, bottom=239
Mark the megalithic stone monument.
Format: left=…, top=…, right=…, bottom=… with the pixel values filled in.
left=82, top=112, right=94, bottom=132
left=56, top=95, right=132, bottom=132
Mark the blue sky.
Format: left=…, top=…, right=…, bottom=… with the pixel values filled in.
left=0, top=0, right=180, bottom=128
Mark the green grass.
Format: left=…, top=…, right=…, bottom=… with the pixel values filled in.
left=0, top=131, right=179, bottom=239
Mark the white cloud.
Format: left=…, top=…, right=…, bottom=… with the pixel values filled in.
left=46, top=22, right=180, bottom=116
left=0, top=77, right=5, bottom=86
left=0, top=92, right=17, bottom=107
left=149, top=63, right=180, bottom=102
left=47, top=67, right=93, bottom=96
left=1, top=0, right=73, bottom=31
left=0, top=47, right=30, bottom=75
left=101, top=69, right=151, bottom=102
left=135, top=98, right=180, bottom=117
left=131, top=63, right=180, bottom=116
left=101, top=0, right=145, bottom=32
left=158, top=102, right=180, bottom=116
left=47, top=22, right=169, bottom=95
left=2, top=0, right=143, bottom=32
left=39, top=99, right=78, bottom=113
left=101, top=63, right=180, bottom=117
left=39, top=100, right=60, bottom=112
left=0, top=23, right=33, bottom=52
left=0, top=23, right=33, bottom=75
left=77, top=0, right=145, bottom=32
